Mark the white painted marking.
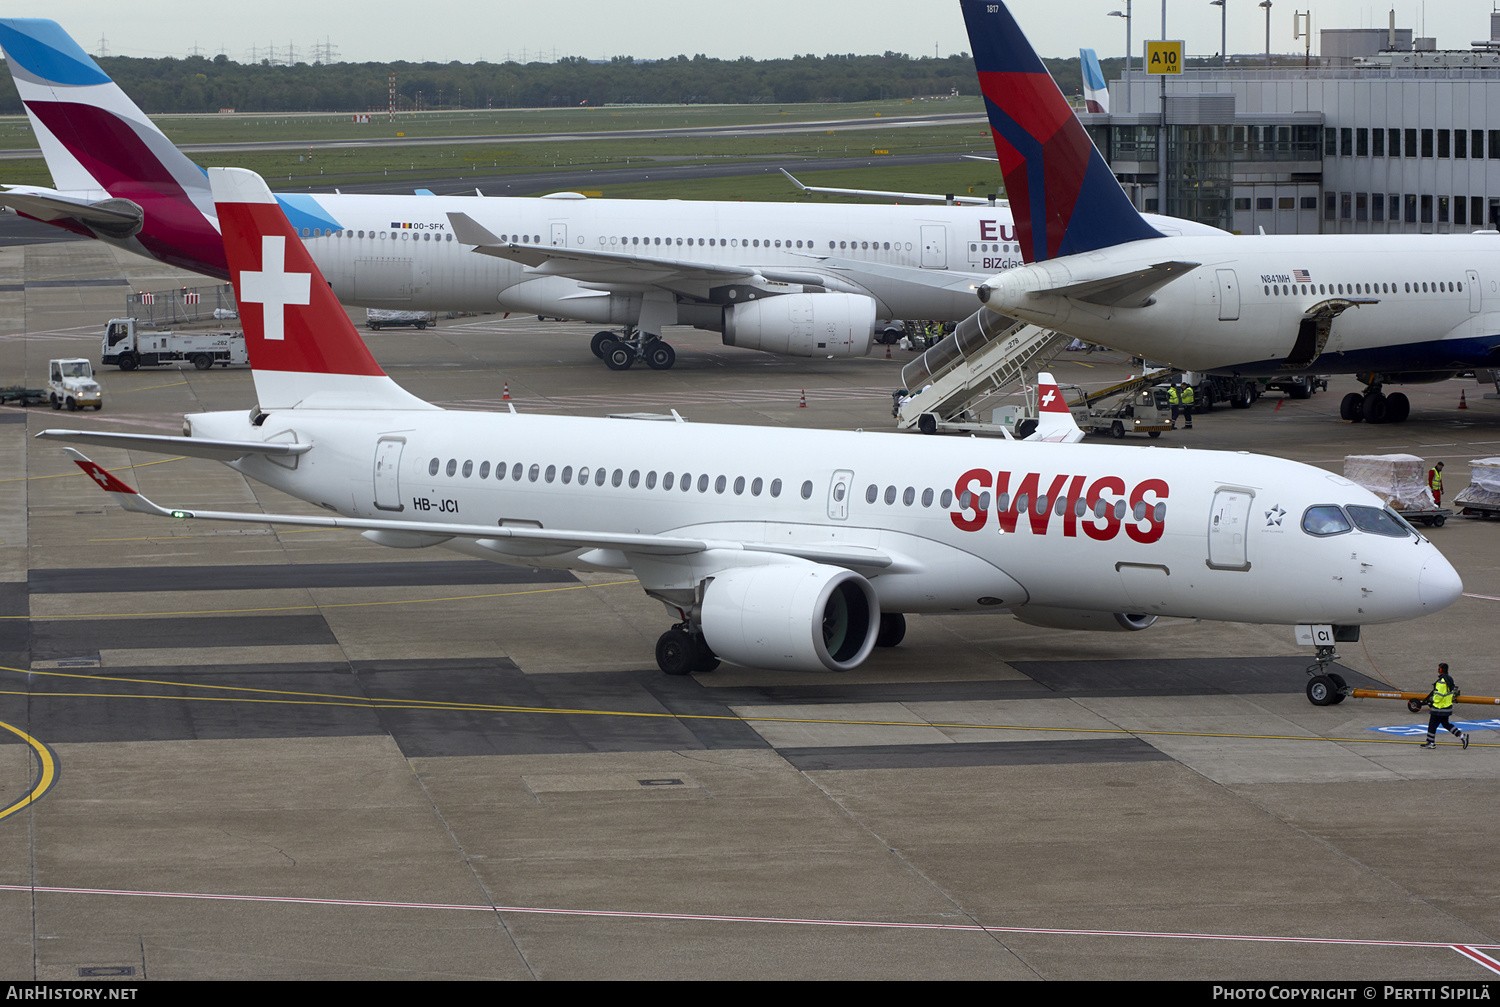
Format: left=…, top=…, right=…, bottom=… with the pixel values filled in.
left=3, top=882, right=1496, bottom=970
left=238, top=236, right=310, bottom=341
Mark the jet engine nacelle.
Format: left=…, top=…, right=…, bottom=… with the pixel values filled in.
left=1012, top=606, right=1158, bottom=632
left=722, top=292, right=877, bottom=358
left=699, top=563, right=880, bottom=672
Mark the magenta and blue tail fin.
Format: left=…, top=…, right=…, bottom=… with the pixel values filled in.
left=959, top=0, right=1159, bottom=263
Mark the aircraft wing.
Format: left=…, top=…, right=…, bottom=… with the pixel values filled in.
left=37, top=430, right=312, bottom=463
left=1036, top=260, right=1201, bottom=309
left=60, top=448, right=893, bottom=570
left=448, top=211, right=765, bottom=286
left=779, top=169, right=1004, bottom=207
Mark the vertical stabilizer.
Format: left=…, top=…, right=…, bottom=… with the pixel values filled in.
left=0, top=19, right=227, bottom=274
left=1025, top=372, right=1085, bottom=443
left=210, top=167, right=434, bottom=411
left=1079, top=48, right=1110, bottom=113
left=959, top=1, right=1159, bottom=263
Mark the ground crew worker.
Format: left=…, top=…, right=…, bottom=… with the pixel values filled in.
left=1167, top=383, right=1180, bottom=427
left=1428, top=461, right=1444, bottom=505
left=1420, top=662, right=1468, bottom=749
left=1179, top=381, right=1194, bottom=429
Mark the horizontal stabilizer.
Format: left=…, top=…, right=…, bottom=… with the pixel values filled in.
left=0, top=186, right=141, bottom=224
left=38, top=429, right=312, bottom=462
left=1037, top=260, right=1200, bottom=308
left=62, top=450, right=895, bottom=570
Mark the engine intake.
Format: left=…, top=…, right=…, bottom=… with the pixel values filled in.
left=700, top=563, right=880, bottom=672
left=722, top=292, right=876, bottom=358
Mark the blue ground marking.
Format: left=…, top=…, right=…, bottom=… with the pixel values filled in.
left=1368, top=719, right=1500, bottom=736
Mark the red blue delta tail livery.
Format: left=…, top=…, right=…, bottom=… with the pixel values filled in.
left=960, top=0, right=1160, bottom=263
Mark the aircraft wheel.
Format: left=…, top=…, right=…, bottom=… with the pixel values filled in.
left=1306, top=675, right=1337, bottom=706
left=117, top=353, right=137, bottom=372
left=693, top=638, right=720, bottom=672
left=1111, top=420, right=1125, bottom=439
left=917, top=414, right=937, bottom=436
left=590, top=331, right=615, bottom=358
left=1361, top=391, right=1387, bottom=423
left=655, top=628, right=698, bottom=676
left=1385, top=392, right=1410, bottom=423
left=602, top=340, right=635, bottom=371
left=875, top=612, right=906, bottom=648
left=193, top=354, right=213, bottom=370
left=644, top=341, right=675, bottom=370
left=1340, top=392, right=1363, bottom=422
left=1327, top=672, right=1348, bottom=704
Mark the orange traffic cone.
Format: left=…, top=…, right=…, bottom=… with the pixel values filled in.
left=885, top=343, right=892, bottom=359
left=1460, top=390, right=1468, bottom=409
left=799, top=390, right=807, bottom=408
left=502, top=382, right=511, bottom=400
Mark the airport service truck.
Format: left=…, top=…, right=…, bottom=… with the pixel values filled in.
left=101, top=317, right=247, bottom=371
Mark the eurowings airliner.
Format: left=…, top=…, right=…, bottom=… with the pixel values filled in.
left=0, top=16, right=1216, bottom=370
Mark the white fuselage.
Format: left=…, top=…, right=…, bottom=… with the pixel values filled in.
left=285, top=193, right=1007, bottom=324
left=187, top=405, right=1456, bottom=627
left=980, top=232, right=1500, bottom=378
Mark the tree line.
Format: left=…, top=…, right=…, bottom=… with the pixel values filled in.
left=0, top=50, right=1104, bottom=114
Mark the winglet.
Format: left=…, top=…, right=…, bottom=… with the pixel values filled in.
left=64, top=448, right=175, bottom=516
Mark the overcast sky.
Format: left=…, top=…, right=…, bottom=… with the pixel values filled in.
left=31, top=1, right=1491, bottom=65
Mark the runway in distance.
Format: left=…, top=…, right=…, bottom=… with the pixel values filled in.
left=42, top=166, right=1462, bottom=677
left=0, top=16, right=1219, bottom=371
left=962, top=0, right=1500, bottom=424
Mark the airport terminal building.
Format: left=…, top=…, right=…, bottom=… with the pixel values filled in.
left=1081, top=12, right=1500, bottom=235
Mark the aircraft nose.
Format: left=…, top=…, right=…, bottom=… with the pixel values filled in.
left=1417, top=554, right=1463, bottom=612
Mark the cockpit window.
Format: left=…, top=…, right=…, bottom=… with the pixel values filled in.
left=1302, top=505, right=1351, bottom=537
left=1347, top=505, right=1413, bottom=538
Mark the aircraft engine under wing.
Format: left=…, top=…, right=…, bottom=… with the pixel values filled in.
left=1033, top=261, right=1201, bottom=309
left=0, top=185, right=144, bottom=239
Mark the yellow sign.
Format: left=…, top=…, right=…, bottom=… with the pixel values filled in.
left=1145, top=40, right=1184, bottom=75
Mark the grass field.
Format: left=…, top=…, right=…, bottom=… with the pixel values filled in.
left=0, top=97, right=1002, bottom=197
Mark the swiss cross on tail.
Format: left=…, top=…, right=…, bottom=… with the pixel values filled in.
left=1026, top=372, right=1084, bottom=443
left=73, top=456, right=136, bottom=495
left=959, top=0, right=1159, bottom=263
left=210, top=167, right=383, bottom=378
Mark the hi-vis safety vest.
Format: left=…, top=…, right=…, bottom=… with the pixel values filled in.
left=1181, top=386, right=1195, bottom=405
left=1167, top=387, right=1179, bottom=404
left=1430, top=469, right=1443, bottom=494
left=1433, top=678, right=1455, bottom=711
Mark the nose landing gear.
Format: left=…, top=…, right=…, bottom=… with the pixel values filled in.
left=1305, top=644, right=1349, bottom=706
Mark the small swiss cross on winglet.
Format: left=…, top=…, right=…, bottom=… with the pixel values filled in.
left=65, top=450, right=137, bottom=495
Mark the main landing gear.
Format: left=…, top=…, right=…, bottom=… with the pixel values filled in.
left=655, top=623, right=720, bottom=675
left=1304, top=644, right=1349, bottom=706
left=591, top=327, right=677, bottom=371
left=1340, top=384, right=1410, bottom=424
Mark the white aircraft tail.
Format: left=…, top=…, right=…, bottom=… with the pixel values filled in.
left=1026, top=372, right=1084, bottom=443
left=209, top=167, right=434, bottom=412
